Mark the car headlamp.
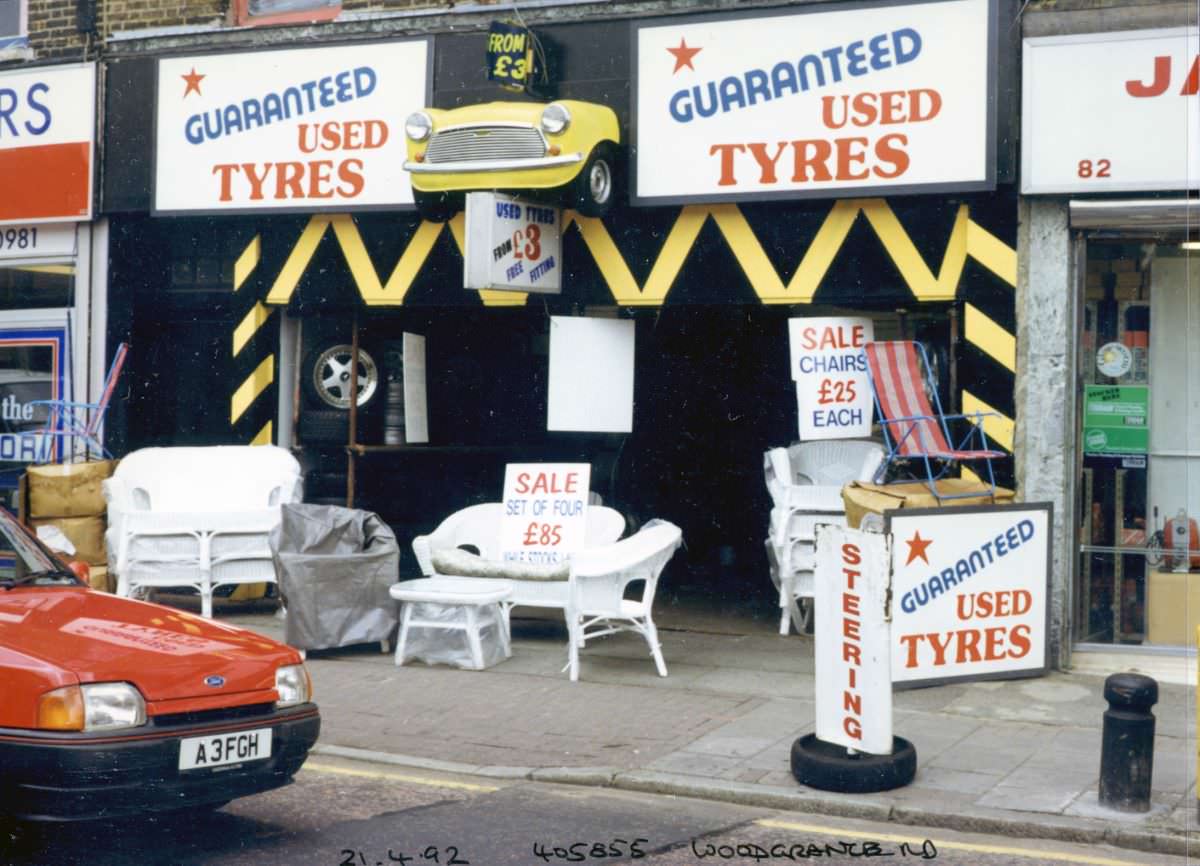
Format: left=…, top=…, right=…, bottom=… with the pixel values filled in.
left=540, top=103, right=571, bottom=135
left=405, top=111, right=433, bottom=142
left=37, top=683, right=146, bottom=731
left=275, top=663, right=312, bottom=708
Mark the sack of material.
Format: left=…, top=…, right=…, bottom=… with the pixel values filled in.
left=31, top=515, right=107, bottom=565
left=271, top=504, right=400, bottom=651
left=26, top=460, right=117, bottom=518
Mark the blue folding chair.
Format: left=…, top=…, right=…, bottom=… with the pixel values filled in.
left=31, top=343, right=129, bottom=463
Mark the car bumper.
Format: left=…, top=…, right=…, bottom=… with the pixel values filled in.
left=0, top=704, right=320, bottom=822
left=404, top=157, right=584, bottom=193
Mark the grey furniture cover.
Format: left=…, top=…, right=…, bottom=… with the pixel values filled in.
left=271, top=504, right=400, bottom=651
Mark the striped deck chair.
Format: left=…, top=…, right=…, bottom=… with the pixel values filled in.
left=863, top=340, right=1006, bottom=501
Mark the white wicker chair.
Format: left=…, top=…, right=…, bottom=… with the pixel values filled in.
left=763, top=440, right=884, bottom=634
left=567, top=521, right=682, bottom=681
left=104, top=446, right=302, bottom=618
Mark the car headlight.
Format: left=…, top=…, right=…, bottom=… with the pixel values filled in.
left=540, top=103, right=571, bottom=135
left=405, top=111, right=433, bottom=142
left=37, top=683, right=146, bottom=732
left=275, top=663, right=312, bottom=708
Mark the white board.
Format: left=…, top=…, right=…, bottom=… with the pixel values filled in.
left=402, top=332, right=428, bottom=444
left=547, top=317, right=635, bottom=433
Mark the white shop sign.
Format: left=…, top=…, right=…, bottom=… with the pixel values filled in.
left=632, top=0, right=995, bottom=203
left=1022, top=28, right=1200, bottom=193
left=814, top=524, right=892, bottom=754
left=0, top=223, right=76, bottom=260
left=499, top=463, right=591, bottom=566
left=887, top=504, right=1051, bottom=687
left=0, top=63, right=95, bottom=226
left=154, top=40, right=429, bottom=213
left=788, top=317, right=874, bottom=440
left=464, top=192, right=562, bottom=294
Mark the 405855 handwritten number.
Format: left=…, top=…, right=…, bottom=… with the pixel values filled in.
left=532, top=837, right=649, bottom=861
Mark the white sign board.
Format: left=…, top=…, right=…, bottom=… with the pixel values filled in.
left=814, top=524, right=892, bottom=754
left=464, top=192, right=562, bottom=293
left=887, top=504, right=1051, bottom=686
left=0, top=63, right=95, bottom=225
left=547, top=317, right=635, bottom=433
left=402, top=332, right=428, bottom=444
left=789, top=317, right=874, bottom=440
left=633, top=0, right=995, bottom=203
left=0, top=223, right=76, bottom=260
left=154, top=40, right=429, bottom=213
left=499, top=463, right=591, bottom=566
left=1022, top=28, right=1200, bottom=193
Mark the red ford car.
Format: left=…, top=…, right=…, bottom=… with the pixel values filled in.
left=0, top=506, right=319, bottom=821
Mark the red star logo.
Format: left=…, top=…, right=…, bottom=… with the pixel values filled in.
left=666, top=38, right=702, bottom=74
left=905, top=531, right=932, bottom=566
left=181, top=67, right=205, bottom=98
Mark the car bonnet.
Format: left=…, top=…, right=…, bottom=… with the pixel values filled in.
left=0, top=589, right=298, bottom=704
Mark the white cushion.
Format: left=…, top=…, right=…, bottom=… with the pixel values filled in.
left=431, top=547, right=569, bottom=582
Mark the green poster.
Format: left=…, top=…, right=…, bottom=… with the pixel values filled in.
left=1083, top=385, right=1149, bottom=455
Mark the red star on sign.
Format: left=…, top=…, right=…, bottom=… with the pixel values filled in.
left=181, top=67, right=205, bottom=98
left=666, top=38, right=702, bottom=74
left=905, top=531, right=932, bottom=566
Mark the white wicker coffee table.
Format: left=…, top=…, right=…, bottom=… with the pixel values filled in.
left=389, top=577, right=513, bottom=670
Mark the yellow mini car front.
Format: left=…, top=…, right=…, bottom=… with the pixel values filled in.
left=403, top=100, right=621, bottom=218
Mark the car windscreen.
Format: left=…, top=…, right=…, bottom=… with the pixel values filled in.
left=0, top=508, right=59, bottom=581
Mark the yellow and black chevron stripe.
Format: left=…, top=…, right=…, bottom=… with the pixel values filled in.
left=257, top=199, right=1016, bottom=468
left=229, top=233, right=276, bottom=446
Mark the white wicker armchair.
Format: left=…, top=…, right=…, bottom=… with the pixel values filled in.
left=104, top=446, right=302, bottom=618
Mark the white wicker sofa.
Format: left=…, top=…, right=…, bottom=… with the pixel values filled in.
left=411, top=503, right=685, bottom=681
left=411, top=502, right=627, bottom=611
left=104, top=445, right=302, bottom=617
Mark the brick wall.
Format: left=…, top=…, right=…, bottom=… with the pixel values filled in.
left=20, top=0, right=455, bottom=62
left=25, top=0, right=89, bottom=60
left=101, top=0, right=224, bottom=32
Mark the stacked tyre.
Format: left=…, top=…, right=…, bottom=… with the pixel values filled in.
left=299, top=343, right=381, bottom=445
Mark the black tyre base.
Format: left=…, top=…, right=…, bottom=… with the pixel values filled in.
left=791, top=734, right=917, bottom=793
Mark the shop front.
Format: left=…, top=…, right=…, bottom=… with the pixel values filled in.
left=103, top=0, right=1018, bottom=601
left=0, top=62, right=103, bottom=512
left=1021, top=16, right=1199, bottom=669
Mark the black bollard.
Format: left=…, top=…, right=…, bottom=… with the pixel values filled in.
left=1099, top=672, right=1158, bottom=812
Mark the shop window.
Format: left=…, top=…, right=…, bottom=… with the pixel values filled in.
left=0, top=263, right=73, bottom=512
left=232, top=0, right=340, bottom=27
left=1076, top=240, right=1198, bottom=647
left=168, top=234, right=238, bottom=293
left=0, top=0, right=27, bottom=52
left=0, top=264, right=73, bottom=310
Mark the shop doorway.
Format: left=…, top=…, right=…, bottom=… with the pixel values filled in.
left=1076, top=240, right=1198, bottom=647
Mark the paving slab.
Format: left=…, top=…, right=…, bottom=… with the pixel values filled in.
left=214, top=604, right=1197, bottom=856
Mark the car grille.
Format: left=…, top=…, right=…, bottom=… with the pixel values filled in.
left=152, top=702, right=276, bottom=729
left=426, top=125, right=546, bottom=164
